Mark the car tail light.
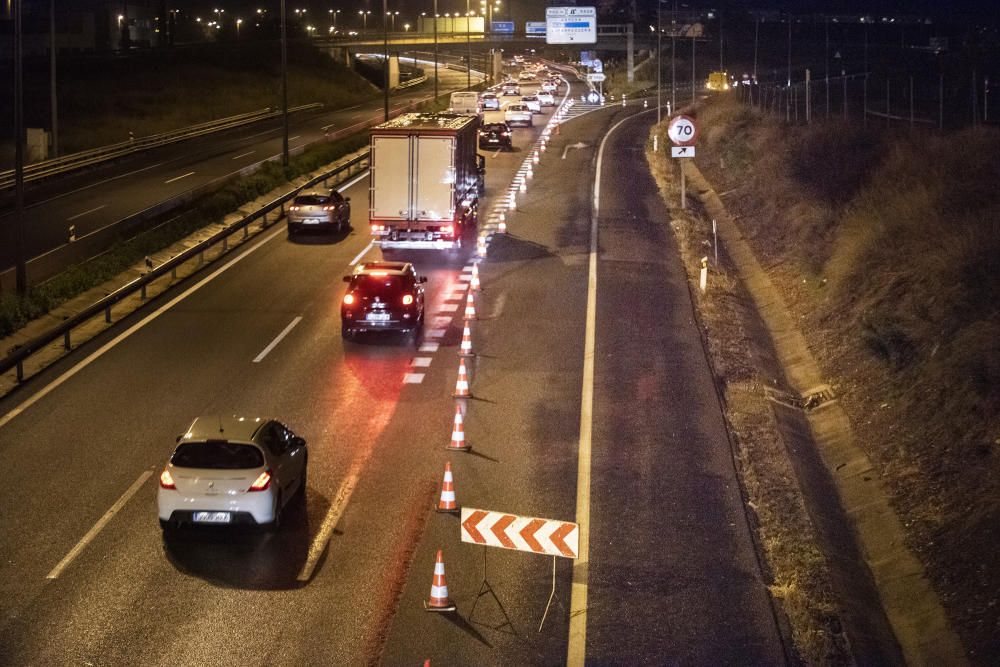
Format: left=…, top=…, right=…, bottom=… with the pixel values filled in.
left=248, top=470, right=272, bottom=492
left=441, top=225, right=454, bottom=235
left=402, top=294, right=414, bottom=305
left=502, top=132, right=511, bottom=136
left=343, top=293, right=356, bottom=305
left=159, top=469, right=176, bottom=490
left=290, top=205, right=300, bottom=211
left=371, top=224, right=384, bottom=232
left=324, top=205, right=335, bottom=211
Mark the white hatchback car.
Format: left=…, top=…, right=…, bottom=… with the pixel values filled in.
left=537, top=91, right=555, bottom=107
left=158, top=416, right=307, bottom=531
left=504, top=104, right=533, bottom=127
left=520, top=95, right=542, bottom=113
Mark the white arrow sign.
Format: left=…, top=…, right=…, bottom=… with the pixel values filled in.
left=671, top=146, right=696, bottom=158
left=561, top=141, right=589, bottom=159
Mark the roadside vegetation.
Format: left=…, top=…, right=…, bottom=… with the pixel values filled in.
left=4, top=40, right=377, bottom=156
left=689, top=94, right=999, bottom=661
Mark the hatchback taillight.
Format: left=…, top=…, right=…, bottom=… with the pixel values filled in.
left=290, top=205, right=300, bottom=211
left=343, top=293, right=356, bottom=306
left=248, top=470, right=272, bottom=492
left=159, top=469, right=176, bottom=490
left=402, top=294, right=414, bottom=306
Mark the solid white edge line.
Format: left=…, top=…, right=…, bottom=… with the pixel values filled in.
left=164, top=171, right=195, bottom=184
left=253, top=316, right=303, bottom=363
left=567, top=108, right=650, bottom=667
left=231, top=151, right=255, bottom=160
left=349, top=240, right=374, bottom=267
left=297, top=458, right=364, bottom=582
left=0, top=168, right=372, bottom=431
left=46, top=470, right=153, bottom=579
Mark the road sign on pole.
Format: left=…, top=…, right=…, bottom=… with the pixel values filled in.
left=461, top=508, right=579, bottom=559
left=586, top=72, right=606, bottom=83
left=667, top=114, right=698, bottom=145
left=671, top=145, right=696, bottom=158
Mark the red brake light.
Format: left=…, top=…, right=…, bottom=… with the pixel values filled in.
left=248, top=470, right=272, bottom=492
left=343, top=293, right=356, bottom=305
left=159, top=469, right=176, bottom=490
left=441, top=225, right=454, bottom=235
left=402, top=294, right=414, bottom=305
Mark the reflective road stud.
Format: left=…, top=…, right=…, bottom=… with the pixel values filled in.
left=424, top=550, right=456, bottom=611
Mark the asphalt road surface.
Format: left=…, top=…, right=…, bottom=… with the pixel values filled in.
left=0, top=70, right=787, bottom=664
left=0, top=64, right=478, bottom=275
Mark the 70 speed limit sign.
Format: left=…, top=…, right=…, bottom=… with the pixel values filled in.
left=667, top=115, right=698, bottom=146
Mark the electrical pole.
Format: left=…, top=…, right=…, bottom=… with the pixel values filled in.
left=383, top=0, right=389, bottom=121
left=691, top=35, right=696, bottom=105
left=671, top=1, right=676, bottom=111
left=466, top=0, right=472, bottom=88
left=753, top=16, right=758, bottom=81
left=14, top=0, right=27, bottom=293
left=281, top=0, right=289, bottom=166
left=433, top=0, right=439, bottom=100
left=656, top=1, right=661, bottom=124
left=50, top=0, right=58, bottom=157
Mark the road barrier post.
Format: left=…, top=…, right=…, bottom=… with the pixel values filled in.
left=699, top=257, right=708, bottom=293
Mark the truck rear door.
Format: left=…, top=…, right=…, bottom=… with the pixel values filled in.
left=414, top=136, right=455, bottom=222
left=371, top=135, right=411, bottom=220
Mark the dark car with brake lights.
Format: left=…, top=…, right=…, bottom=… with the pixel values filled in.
left=341, top=262, right=427, bottom=339
left=479, top=122, right=513, bottom=150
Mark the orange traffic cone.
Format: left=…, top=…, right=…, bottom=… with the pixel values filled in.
left=498, top=219, right=507, bottom=234
left=459, top=324, right=475, bottom=357
left=447, top=403, right=471, bottom=451
left=424, top=550, right=456, bottom=611
left=554, top=120, right=560, bottom=134
left=452, top=358, right=471, bottom=398
left=463, top=291, right=477, bottom=321
left=436, top=462, right=458, bottom=512
left=470, top=263, right=481, bottom=291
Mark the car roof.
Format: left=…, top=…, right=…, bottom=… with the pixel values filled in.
left=183, top=415, right=269, bottom=443
left=353, top=261, right=412, bottom=276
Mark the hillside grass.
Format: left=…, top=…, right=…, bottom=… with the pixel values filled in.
left=695, top=95, right=1000, bottom=660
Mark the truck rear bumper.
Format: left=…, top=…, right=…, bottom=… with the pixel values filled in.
left=376, top=239, right=459, bottom=250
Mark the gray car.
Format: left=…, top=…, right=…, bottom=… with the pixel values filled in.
left=287, top=191, right=351, bottom=235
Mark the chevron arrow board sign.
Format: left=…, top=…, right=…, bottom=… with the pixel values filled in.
left=460, top=508, right=579, bottom=559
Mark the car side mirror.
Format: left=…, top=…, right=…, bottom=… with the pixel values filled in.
left=343, top=276, right=351, bottom=282
left=345, top=196, right=351, bottom=203
left=419, top=276, right=428, bottom=283
left=292, top=436, right=306, bottom=449
left=176, top=434, right=184, bottom=443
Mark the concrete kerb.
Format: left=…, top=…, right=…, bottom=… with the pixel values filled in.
left=682, top=160, right=968, bottom=666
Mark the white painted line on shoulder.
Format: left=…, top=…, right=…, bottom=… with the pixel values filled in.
left=419, top=342, right=440, bottom=353
left=403, top=373, right=425, bottom=383
left=426, top=328, right=447, bottom=339
left=231, top=151, right=255, bottom=160
left=66, top=204, right=107, bottom=222
left=47, top=470, right=153, bottom=579
left=288, top=135, right=301, bottom=141
left=297, top=457, right=363, bottom=582
left=349, top=240, right=375, bottom=267
left=457, top=275, right=472, bottom=282
left=253, top=316, right=303, bottom=363
left=164, top=171, right=195, bottom=184
left=432, top=316, right=452, bottom=327
left=437, top=303, right=459, bottom=313
left=411, top=357, right=432, bottom=368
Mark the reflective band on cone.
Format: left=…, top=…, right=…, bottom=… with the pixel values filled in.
left=459, top=324, right=475, bottom=357
left=453, top=359, right=472, bottom=399
left=447, top=403, right=471, bottom=450
left=424, top=550, right=456, bottom=611
left=532, top=152, right=539, bottom=164
left=470, top=264, right=481, bottom=291
left=464, top=291, right=477, bottom=321
left=437, top=461, right=458, bottom=512
left=498, top=220, right=507, bottom=233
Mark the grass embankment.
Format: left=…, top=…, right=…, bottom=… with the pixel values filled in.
left=604, top=55, right=655, bottom=98
left=694, top=96, right=1000, bottom=661
left=8, top=41, right=377, bottom=155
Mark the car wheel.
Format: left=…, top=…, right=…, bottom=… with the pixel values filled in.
left=269, top=493, right=283, bottom=532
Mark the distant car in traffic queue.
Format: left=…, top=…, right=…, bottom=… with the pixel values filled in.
left=287, top=191, right=351, bottom=235
left=501, top=82, right=520, bottom=96
left=520, top=94, right=542, bottom=113
left=478, top=122, right=513, bottom=150
left=158, top=416, right=308, bottom=531
left=504, top=104, right=533, bottom=127
left=341, top=261, right=427, bottom=340
left=537, top=91, right=555, bottom=107
left=480, top=92, right=500, bottom=110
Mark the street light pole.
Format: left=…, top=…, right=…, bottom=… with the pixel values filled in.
left=656, top=1, right=661, bottom=124
left=433, top=0, right=439, bottom=100
left=280, top=0, right=289, bottom=167
left=466, top=0, right=472, bottom=88
left=14, top=0, right=27, bottom=293
left=383, top=0, right=389, bottom=121
left=50, top=0, right=58, bottom=157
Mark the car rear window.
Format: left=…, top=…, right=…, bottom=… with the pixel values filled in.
left=171, top=441, right=264, bottom=469
left=294, top=195, right=329, bottom=206
left=353, top=274, right=410, bottom=297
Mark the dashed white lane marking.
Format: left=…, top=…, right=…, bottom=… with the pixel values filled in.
left=458, top=274, right=472, bottom=282
left=253, top=316, right=303, bottom=363
left=419, top=342, right=440, bottom=353
left=432, top=316, right=452, bottom=327
left=66, top=204, right=107, bottom=221
left=164, top=171, right=195, bottom=184
left=349, top=240, right=375, bottom=266
left=47, top=470, right=153, bottom=579
left=289, top=135, right=301, bottom=141
left=426, top=328, right=447, bottom=339
left=231, top=151, right=255, bottom=160
left=403, top=373, right=425, bottom=383
left=411, top=357, right=432, bottom=368
left=438, top=303, right=459, bottom=313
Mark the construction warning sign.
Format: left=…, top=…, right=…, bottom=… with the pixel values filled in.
left=461, top=508, right=579, bottom=559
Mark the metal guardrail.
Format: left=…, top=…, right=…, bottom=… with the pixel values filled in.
left=1, top=150, right=369, bottom=384
left=395, top=75, right=429, bottom=90
left=0, top=103, right=324, bottom=191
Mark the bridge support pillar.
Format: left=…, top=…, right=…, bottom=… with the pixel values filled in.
left=627, top=23, right=634, bottom=83
left=490, top=50, right=503, bottom=84
left=332, top=47, right=351, bottom=66
left=388, top=53, right=401, bottom=89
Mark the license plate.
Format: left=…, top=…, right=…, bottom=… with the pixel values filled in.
left=366, top=312, right=391, bottom=322
left=193, top=511, right=231, bottom=523
left=303, top=218, right=321, bottom=224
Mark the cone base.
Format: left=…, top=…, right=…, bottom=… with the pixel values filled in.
left=452, top=392, right=472, bottom=399
left=445, top=443, right=471, bottom=452
left=459, top=351, right=476, bottom=358
left=436, top=505, right=460, bottom=514
left=424, top=600, right=457, bottom=612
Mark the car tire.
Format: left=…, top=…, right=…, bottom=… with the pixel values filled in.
left=269, top=493, right=283, bottom=532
